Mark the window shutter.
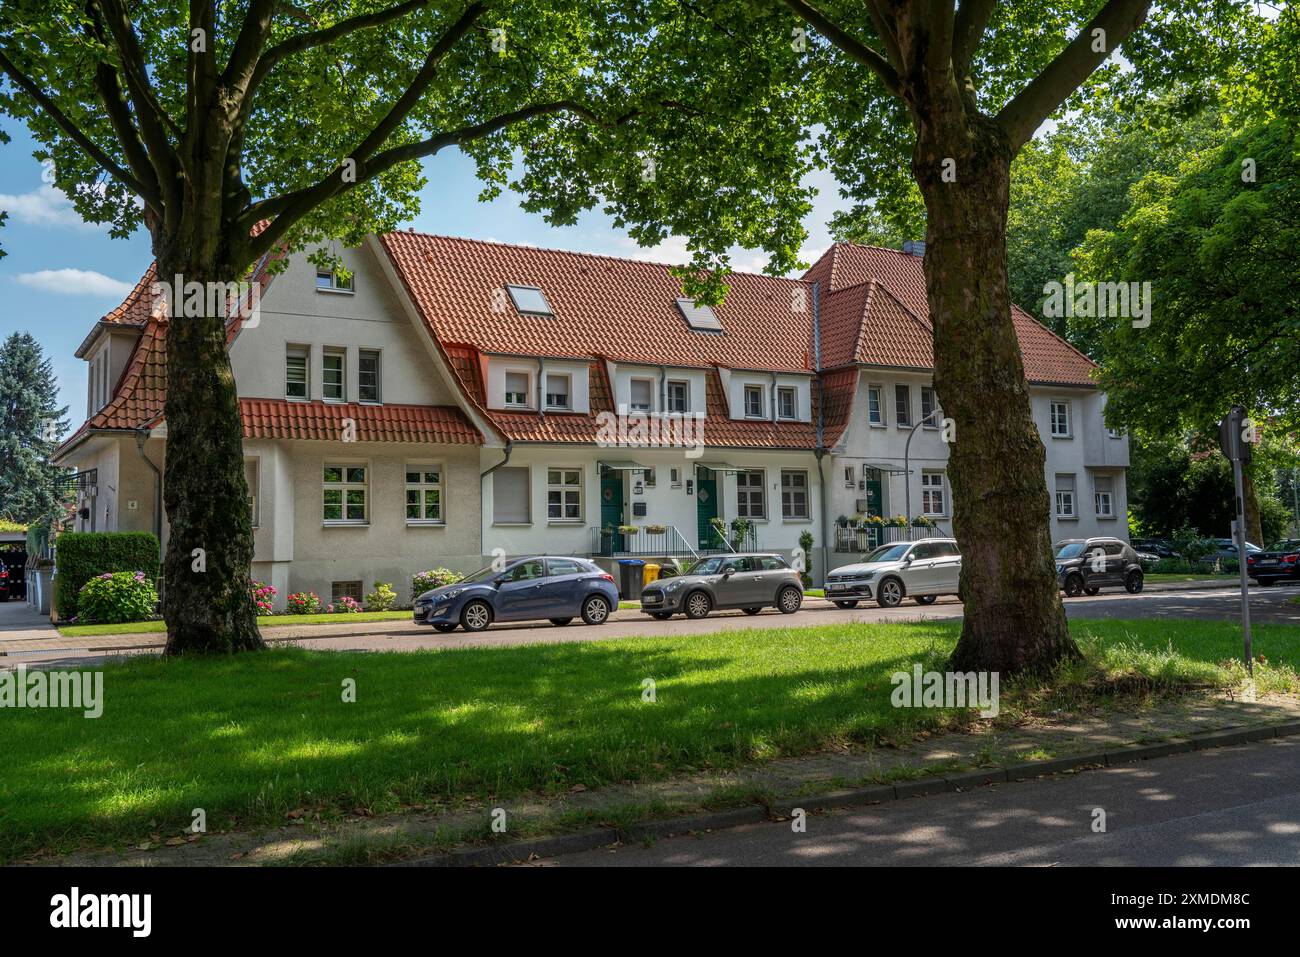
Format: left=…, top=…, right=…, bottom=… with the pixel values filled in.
left=494, top=467, right=530, bottom=523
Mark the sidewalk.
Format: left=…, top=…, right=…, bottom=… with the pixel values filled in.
left=0, top=599, right=61, bottom=644
left=32, top=687, right=1300, bottom=867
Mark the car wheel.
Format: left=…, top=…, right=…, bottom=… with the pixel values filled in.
left=581, top=595, right=611, bottom=625
left=832, top=600, right=859, bottom=609
left=460, top=600, right=493, bottom=632
left=742, top=607, right=762, bottom=615
left=549, top=617, right=573, bottom=627
left=914, top=594, right=937, bottom=605
left=433, top=623, right=458, bottom=633
left=1084, top=587, right=1100, bottom=596
left=1125, top=571, right=1144, bottom=594
left=876, top=577, right=903, bottom=608
left=777, top=586, right=803, bottom=614
left=1063, top=575, right=1085, bottom=598
left=684, top=590, right=712, bottom=619
left=651, top=611, right=673, bottom=620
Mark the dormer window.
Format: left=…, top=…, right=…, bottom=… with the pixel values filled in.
left=629, top=377, right=653, bottom=412
left=316, top=269, right=353, bottom=293
left=507, top=284, right=553, bottom=316
left=777, top=386, right=797, bottom=420
left=676, top=298, right=721, bottom=331
left=545, top=373, right=571, bottom=410
left=504, top=371, right=531, bottom=408
left=743, top=384, right=764, bottom=418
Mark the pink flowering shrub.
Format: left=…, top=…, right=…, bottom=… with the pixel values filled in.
left=286, top=592, right=322, bottom=615
left=328, top=596, right=363, bottom=614
left=249, top=580, right=277, bottom=616
left=78, top=571, right=158, bottom=623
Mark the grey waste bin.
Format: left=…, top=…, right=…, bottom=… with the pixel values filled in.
left=617, top=559, right=645, bottom=601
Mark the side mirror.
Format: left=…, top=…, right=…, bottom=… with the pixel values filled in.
left=493, top=577, right=506, bottom=587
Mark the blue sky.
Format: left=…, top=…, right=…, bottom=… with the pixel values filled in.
left=0, top=119, right=847, bottom=422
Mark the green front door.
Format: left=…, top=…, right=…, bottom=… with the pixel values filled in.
left=696, top=473, right=719, bottom=549
left=863, top=469, right=883, bottom=518
left=600, top=474, right=624, bottom=553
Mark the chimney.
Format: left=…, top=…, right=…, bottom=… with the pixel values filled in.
left=902, top=240, right=926, bottom=257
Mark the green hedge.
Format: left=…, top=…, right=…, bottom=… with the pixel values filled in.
left=56, top=532, right=160, bottom=621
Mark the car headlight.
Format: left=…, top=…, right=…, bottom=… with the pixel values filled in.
left=665, top=579, right=685, bottom=592
left=435, top=589, right=463, bottom=603
left=861, top=572, right=875, bottom=581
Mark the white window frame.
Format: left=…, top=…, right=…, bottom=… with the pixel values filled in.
left=405, top=464, right=444, bottom=525
left=547, top=467, right=583, bottom=523
left=867, top=384, right=885, bottom=426
left=628, top=377, right=654, bottom=413
left=920, top=386, right=939, bottom=427
left=358, top=349, right=381, bottom=404
left=844, top=465, right=855, bottom=488
left=743, top=384, right=764, bottom=418
left=1050, top=400, right=1073, bottom=438
left=777, top=386, right=797, bottom=420
left=1055, top=474, right=1077, bottom=519
left=323, top=463, right=368, bottom=525
left=286, top=345, right=309, bottom=400
left=666, top=379, right=690, bottom=413
left=245, top=459, right=259, bottom=528
left=504, top=370, right=532, bottom=408
left=1093, top=475, right=1115, bottom=518
left=781, top=469, right=809, bottom=519
left=670, top=467, right=682, bottom=488
left=322, top=347, right=346, bottom=402
left=737, top=469, right=766, bottom=519
left=331, top=580, right=363, bottom=603
left=316, top=269, right=354, bottom=293
left=545, top=373, right=572, bottom=411
left=895, top=384, right=912, bottom=427
left=921, top=470, right=947, bottom=517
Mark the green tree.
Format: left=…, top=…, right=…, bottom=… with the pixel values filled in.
left=0, top=1, right=811, bottom=653
left=0, top=332, right=68, bottom=524
left=750, top=0, right=1258, bottom=673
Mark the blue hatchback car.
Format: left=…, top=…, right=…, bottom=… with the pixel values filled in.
left=413, top=556, right=619, bottom=633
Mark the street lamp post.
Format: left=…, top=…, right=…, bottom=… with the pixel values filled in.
left=904, top=408, right=945, bottom=530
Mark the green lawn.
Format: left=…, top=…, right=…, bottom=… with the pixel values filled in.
left=59, top=610, right=414, bottom=637
left=2, top=618, right=1296, bottom=861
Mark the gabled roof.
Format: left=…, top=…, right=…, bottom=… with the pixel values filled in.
left=804, top=243, right=1099, bottom=386
left=379, top=232, right=815, bottom=373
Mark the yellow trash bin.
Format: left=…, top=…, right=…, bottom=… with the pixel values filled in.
left=643, top=563, right=661, bottom=588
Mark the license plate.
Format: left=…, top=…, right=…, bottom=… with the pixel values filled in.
left=644, top=595, right=661, bottom=604
left=827, top=583, right=845, bottom=591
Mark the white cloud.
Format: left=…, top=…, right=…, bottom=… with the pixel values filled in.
left=14, top=269, right=134, bottom=298
left=0, top=185, right=97, bottom=229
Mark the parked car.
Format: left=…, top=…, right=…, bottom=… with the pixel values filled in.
left=639, top=553, right=803, bottom=620
left=824, top=538, right=962, bottom=608
left=1056, top=538, right=1145, bottom=597
left=413, top=556, right=619, bottom=633
left=1246, top=539, right=1300, bottom=585
left=0, top=560, right=10, bottom=601
left=1131, top=538, right=1179, bottom=559
left=1211, top=538, right=1261, bottom=563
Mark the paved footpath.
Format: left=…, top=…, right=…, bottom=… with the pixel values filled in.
left=3, top=582, right=1296, bottom=670
left=525, top=737, right=1300, bottom=867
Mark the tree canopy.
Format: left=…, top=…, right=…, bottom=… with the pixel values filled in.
left=0, top=332, right=68, bottom=525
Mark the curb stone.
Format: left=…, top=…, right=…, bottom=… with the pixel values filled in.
left=406, top=719, right=1300, bottom=866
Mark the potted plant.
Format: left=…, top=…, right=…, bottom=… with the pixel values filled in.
left=709, top=516, right=727, bottom=546
left=644, top=524, right=667, bottom=535
left=730, top=517, right=754, bottom=549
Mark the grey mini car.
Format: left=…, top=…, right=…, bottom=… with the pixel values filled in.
left=640, top=553, right=804, bottom=620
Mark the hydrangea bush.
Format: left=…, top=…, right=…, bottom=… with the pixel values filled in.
left=411, top=568, right=464, bottom=600
left=249, top=580, right=277, bottom=616
left=329, top=596, right=363, bottom=614
left=77, top=571, right=158, bottom=624
left=365, top=583, right=397, bottom=612
left=286, top=592, right=322, bottom=615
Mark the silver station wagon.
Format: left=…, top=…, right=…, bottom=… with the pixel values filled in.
left=824, top=538, right=962, bottom=608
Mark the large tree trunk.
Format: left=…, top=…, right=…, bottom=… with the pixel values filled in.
left=913, top=116, right=1078, bottom=675
left=157, top=248, right=264, bottom=654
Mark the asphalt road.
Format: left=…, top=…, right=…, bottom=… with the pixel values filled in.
left=524, top=737, right=1300, bottom=866
left=5, top=584, right=1297, bottom=668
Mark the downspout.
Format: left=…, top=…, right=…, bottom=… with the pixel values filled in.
left=770, top=371, right=778, bottom=424
left=812, top=281, right=829, bottom=584
left=134, top=429, right=162, bottom=543
left=536, top=357, right=545, bottom=422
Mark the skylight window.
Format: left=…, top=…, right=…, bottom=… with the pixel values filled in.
left=507, top=284, right=553, bottom=316
left=676, top=298, right=721, bottom=331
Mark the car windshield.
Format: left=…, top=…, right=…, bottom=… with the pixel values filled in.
left=1056, top=542, right=1087, bottom=559
left=1265, top=540, right=1300, bottom=552
left=686, top=556, right=726, bottom=576
left=863, top=544, right=911, bottom=563
left=458, top=564, right=503, bottom=584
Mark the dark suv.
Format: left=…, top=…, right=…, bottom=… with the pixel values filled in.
left=1055, top=537, right=1145, bottom=597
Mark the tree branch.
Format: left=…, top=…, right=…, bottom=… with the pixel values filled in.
left=781, top=0, right=902, bottom=96
left=995, top=0, right=1151, bottom=151
left=952, top=0, right=997, bottom=72
left=0, top=47, right=159, bottom=207
left=243, top=99, right=594, bottom=260
left=927, top=0, right=957, bottom=74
